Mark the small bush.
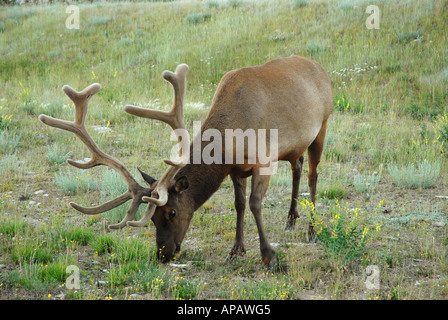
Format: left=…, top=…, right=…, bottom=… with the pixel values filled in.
left=54, top=169, right=98, bottom=195
left=353, top=170, right=381, bottom=194
left=318, top=181, right=346, bottom=199
left=305, top=41, right=326, bottom=55
left=90, top=15, right=110, bottom=26
left=59, top=226, right=94, bottom=246
left=39, top=256, right=74, bottom=283
left=387, top=159, right=440, bottom=189
left=228, top=0, right=242, bottom=8
left=0, top=113, right=13, bottom=130
left=302, top=199, right=383, bottom=265
left=46, top=144, right=72, bottom=165
left=0, top=219, right=27, bottom=237
left=0, top=131, right=20, bottom=154
left=206, top=1, right=221, bottom=8
left=334, top=92, right=364, bottom=113
left=293, top=0, right=307, bottom=9
left=396, top=30, right=420, bottom=44
left=14, top=247, right=54, bottom=265
left=100, top=168, right=127, bottom=198
left=90, top=234, right=116, bottom=254
left=184, top=13, right=211, bottom=25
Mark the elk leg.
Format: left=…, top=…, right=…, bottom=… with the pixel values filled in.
left=226, top=173, right=247, bottom=262
left=286, top=155, right=304, bottom=230
left=249, top=167, right=276, bottom=269
left=307, top=120, right=327, bottom=242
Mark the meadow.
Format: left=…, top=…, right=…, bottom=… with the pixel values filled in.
left=0, top=0, right=447, bottom=300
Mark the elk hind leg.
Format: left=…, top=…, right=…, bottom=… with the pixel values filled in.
left=285, top=155, right=304, bottom=230
left=307, top=120, right=328, bottom=242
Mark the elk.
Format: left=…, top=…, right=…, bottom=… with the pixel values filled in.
left=39, top=55, right=332, bottom=269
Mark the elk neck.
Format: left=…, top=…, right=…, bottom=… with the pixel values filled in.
left=176, top=159, right=232, bottom=211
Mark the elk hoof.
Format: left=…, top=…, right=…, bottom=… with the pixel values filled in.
left=285, top=211, right=298, bottom=230
left=284, top=223, right=294, bottom=231
left=225, top=245, right=245, bottom=263
left=225, top=255, right=240, bottom=263
left=266, top=258, right=279, bottom=273
left=306, top=230, right=318, bottom=243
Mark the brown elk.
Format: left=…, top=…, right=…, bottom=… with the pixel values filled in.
left=39, top=55, right=332, bottom=268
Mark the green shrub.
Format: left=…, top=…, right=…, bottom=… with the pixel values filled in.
left=0, top=218, right=27, bottom=237
left=90, top=234, right=116, bottom=254
left=305, top=41, right=326, bottom=55
left=318, top=181, right=346, bottom=199
left=292, top=0, right=308, bottom=9
left=0, top=131, right=20, bottom=154
left=184, top=13, right=211, bottom=25
left=396, top=30, right=420, bottom=44
left=90, top=15, right=110, bottom=26
left=11, top=245, right=54, bottom=264
left=228, top=0, right=242, bottom=8
left=353, top=170, right=381, bottom=194
left=387, top=159, right=440, bottom=189
left=302, top=199, right=383, bottom=265
left=46, top=144, right=72, bottom=165
left=59, top=226, right=94, bottom=246
left=54, top=168, right=98, bottom=195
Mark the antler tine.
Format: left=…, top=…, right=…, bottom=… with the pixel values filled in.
left=39, top=84, right=151, bottom=229
left=125, top=64, right=190, bottom=227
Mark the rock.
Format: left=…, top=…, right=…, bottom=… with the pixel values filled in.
left=169, top=263, right=190, bottom=269
left=34, top=190, right=44, bottom=195
left=27, top=200, right=36, bottom=208
left=433, top=221, right=446, bottom=227
left=92, top=126, right=112, bottom=134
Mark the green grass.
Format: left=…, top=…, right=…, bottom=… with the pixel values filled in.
left=0, top=0, right=447, bottom=300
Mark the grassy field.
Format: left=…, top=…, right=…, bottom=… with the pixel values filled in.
left=0, top=0, right=447, bottom=300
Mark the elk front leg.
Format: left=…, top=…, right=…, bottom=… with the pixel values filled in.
left=226, top=173, right=247, bottom=262
left=286, top=155, right=304, bottom=230
left=249, top=167, right=276, bottom=269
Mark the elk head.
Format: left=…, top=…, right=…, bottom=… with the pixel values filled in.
left=39, top=64, right=192, bottom=262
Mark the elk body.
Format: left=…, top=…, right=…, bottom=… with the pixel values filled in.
left=39, top=55, right=332, bottom=268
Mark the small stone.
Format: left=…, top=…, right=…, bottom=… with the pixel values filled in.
left=169, top=263, right=189, bottom=269
left=34, top=190, right=44, bottom=195
left=93, top=126, right=112, bottom=134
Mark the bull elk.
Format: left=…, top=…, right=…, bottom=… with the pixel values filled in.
left=39, top=55, right=332, bottom=268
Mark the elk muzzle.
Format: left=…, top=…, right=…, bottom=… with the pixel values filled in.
left=157, top=240, right=181, bottom=263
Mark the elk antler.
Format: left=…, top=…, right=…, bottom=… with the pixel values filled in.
left=38, top=83, right=152, bottom=229
left=124, top=64, right=190, bottom=227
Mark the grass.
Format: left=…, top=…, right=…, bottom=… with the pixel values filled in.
left=0, top=0, right=447, bottom=300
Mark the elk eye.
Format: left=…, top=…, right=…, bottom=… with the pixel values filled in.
left=169, top=209, right=176, bottom=219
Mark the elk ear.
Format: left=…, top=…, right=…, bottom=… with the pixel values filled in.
left=138, top=167, right=157, bottom=186
left=172, top=176, right=189, bottom=194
